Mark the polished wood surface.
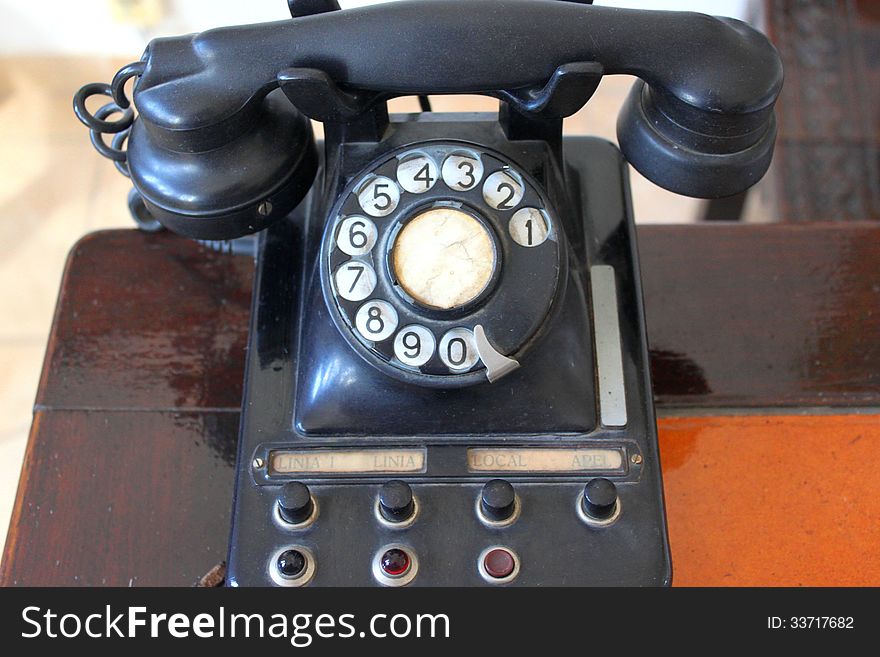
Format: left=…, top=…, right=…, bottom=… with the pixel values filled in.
left=3, top=226, right=879, bottom=585
left=642, top=223, right=880, bottom=408
left=661, top=414, right=880, bottom=586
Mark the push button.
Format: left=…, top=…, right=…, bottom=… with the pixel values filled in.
left=582, top=478, right=617, bottom=519
left=578, top=478, right=620, bottom=526
left=277, top=481, right=315, bottom=526
left=478, top=546, right=520, bottom=584
left=479, top=479, right=518, bottom=525
left=378, top=480, right=416, bottom=524
left=483, top=548, right=515, bottom=579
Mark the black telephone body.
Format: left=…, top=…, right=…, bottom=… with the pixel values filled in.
left=74, top=0, right=782, bottom=586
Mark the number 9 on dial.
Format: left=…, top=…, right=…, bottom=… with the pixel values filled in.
left=393, top=325, right=436, bottom=367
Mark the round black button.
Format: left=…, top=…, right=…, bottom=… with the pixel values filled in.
left=480, top=479, right=516, bottom=522
left=582, top=478, right=618, bottom=520
left=278, top=482, right=314, bottom=525
left=379, top=480, right=415, bottom=523
left=276, top=549, right=306, bottom=579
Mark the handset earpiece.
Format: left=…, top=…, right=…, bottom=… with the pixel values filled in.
left=126, top=89, right=317, bottom=240
left=616, top=18, right=781, bottom=198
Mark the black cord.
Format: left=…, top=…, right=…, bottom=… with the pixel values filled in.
left=418, top=95, right=432, bottom=112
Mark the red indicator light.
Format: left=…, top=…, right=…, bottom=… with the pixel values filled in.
left=380, top=548, right=411, bottom=577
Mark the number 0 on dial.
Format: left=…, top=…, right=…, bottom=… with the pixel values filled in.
left=439, top=328, right=479, bottom=371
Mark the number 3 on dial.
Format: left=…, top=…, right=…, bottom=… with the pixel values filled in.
left=442, top=153, right=484, bottom=191
left=393, top=325, right=436, bottom=367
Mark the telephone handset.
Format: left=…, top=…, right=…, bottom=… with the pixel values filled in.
left=75, top=0, right=782, bottom=585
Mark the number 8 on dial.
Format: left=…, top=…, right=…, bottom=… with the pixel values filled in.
left=355, top=300, right=398, bottom=342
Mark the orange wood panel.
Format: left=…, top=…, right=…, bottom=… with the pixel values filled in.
left=659, top=414, right=880, bottom=586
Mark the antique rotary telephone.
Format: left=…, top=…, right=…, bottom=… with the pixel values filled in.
left=74, top=0, right=782, bottom=586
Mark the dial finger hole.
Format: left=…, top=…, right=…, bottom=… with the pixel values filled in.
left=439, top=327, right=480, bottom=372
left=334, top=261, right=377, bottom=302
left=397, top=153, right=439, bottom=194
left=482, top=169, right=524, bottom=211
left=336, top=216, right=378, bottom=256
left=442, top=152, right=484, bottom=191
left=509, top=207, right=550, bottom=247
left=393, top=325, right=436, bottom=368
left=357, top=175, right=400, bottom=217
left=355, top=300, right=399, bottom=343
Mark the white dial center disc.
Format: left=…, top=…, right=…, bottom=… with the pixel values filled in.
left=392, top=207, right=496, bottom=310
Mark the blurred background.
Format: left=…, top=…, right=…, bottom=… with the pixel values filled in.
left=1, top=0, right=875, bottom=556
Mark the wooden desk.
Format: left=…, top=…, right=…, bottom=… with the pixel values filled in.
left=3, top=225, right=879, bottom=586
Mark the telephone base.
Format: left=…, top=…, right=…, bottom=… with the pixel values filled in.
left=226, top=133, right=670, bottom=586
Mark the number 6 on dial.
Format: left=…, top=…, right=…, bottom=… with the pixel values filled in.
left=336, top=216, right=378, bottom=256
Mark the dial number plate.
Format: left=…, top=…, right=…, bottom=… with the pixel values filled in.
left=324, top=143, right=561, bottom=386
left=358, top=176, right=400, bottom=217
left=355, top=300, right=399, bottom=342
left=334, top=261, right=377, bottom=302
left=394, top=325, right=436, bottom=367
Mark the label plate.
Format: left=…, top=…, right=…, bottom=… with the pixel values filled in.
left=467, top=447, right=624, bottom=473
left=269, top=448, right=426, bottom=475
